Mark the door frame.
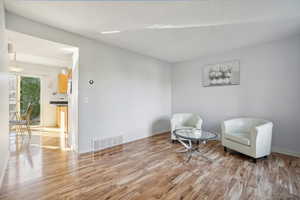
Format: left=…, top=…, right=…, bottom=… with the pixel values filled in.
left=68, top=49, right=79, bottom=152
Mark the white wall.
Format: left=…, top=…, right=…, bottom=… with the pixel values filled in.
left=5, top=12, right=172, bottom=153
left=0, top=0, right=9, bottom=187
left=172, top=35, right=300, bottom=155
left=11, top=61, right=64, bottom=126
left=69, top=50, right=79, bottom=152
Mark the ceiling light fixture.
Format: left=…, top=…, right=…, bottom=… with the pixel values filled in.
left=99, top=23, right=217, bottom=34
left=146, top=23, right=220, bottom=30
left=146, top=24, right=200, bottom=29
left=101, top=30, right=121, bottom=34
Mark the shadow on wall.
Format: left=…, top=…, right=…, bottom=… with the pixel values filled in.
left=151, top=117, right=170, bottom=134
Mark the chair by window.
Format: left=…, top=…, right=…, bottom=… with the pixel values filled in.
left=9, top=103, right=33, bottom=138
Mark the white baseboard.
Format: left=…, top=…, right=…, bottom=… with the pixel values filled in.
left=124, top=130, right=169, bottom=144
left=0, top=150, right=9, bottom=189
left=80, top=130, right=170, bottom=154
left=272, top=147, right=300, bottom=158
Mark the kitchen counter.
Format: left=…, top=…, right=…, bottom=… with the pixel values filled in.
left=56, top=106, right=68, bottom=131
left=50, top=101, right=68, bottom=105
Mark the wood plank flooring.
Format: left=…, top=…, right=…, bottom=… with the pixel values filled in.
left=0, top=132, right=300, bottom=200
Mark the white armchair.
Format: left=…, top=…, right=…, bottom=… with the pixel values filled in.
left=171, top=113, right=203, bottom=141
left=221, top=118, right=273, bottom=161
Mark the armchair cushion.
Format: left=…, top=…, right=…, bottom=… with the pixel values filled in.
left=224, top=132, right=251, bottom=146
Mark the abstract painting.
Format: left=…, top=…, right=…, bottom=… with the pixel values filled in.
left=203, top=60, right=240, bottom=87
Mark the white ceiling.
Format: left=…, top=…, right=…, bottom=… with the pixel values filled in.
left=7, top=30, right=74, bottom=67
left=5, top=0, right=300, bottom=63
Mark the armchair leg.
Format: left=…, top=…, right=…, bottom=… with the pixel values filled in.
left=252, top=156, right=268, bottom=163
left=224, top=147, right=227, bottom=152
left=171, top=139, right=176, bottom=143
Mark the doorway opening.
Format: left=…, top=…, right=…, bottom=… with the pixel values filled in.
left=9, top=75, right=41, bottom=128
left=7, top=30, right=79, bottom=156
left=20, top=76, right=41, bottom=125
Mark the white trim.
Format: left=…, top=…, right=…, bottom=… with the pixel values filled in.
left=272, top=147, right=300, bottom=158
left=68, top=49, right=79, bottom=153
left=0, top=150, right=9, bottom=189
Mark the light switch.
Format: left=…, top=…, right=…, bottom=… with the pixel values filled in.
left=84, top=97, right=89, bottom=103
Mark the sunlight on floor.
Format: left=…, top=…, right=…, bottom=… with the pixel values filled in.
left=9, top=127, right=71, bottom=153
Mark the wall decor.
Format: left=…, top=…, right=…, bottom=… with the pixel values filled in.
left=203, top=60, right=240, bottom=87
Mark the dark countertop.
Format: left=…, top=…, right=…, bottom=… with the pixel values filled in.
left=50, top=101, right=68, bottom=105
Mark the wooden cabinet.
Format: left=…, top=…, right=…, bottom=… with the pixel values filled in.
left=56, top=106, right=68, bottom=131
left=58, top=74, right=68, bottom=93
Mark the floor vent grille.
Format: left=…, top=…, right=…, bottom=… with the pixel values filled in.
left=91, top=135, right=123, bottom=153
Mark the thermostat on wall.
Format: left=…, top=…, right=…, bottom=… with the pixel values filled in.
left=89, top=80, right=94, bottom=85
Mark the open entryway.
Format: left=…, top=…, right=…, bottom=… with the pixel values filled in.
left=7, top=30, right=79, bottom=156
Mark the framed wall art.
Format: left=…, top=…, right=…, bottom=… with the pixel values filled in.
left=203, top=60, right=240, bottom=87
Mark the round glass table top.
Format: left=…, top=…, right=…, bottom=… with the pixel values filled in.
left=174, top=128, right=218, bottom=141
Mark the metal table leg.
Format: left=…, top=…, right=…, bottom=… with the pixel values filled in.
left=176, top=138, right=213, bottom=162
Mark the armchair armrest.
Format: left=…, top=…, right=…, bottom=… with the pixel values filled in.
left=252, top=122, right=273, bottom=139
left=222, top=119, right=240, bottom=134
left=195, top=118, right=203, bottom=129
left=170, top=118, right=180, bottom=133
left=251, top=122, right=273, bottom=156
left=255, top=122, right=273, bottom=131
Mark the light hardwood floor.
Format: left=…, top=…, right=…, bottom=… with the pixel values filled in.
left=0, top=132, right=300, bottom=200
